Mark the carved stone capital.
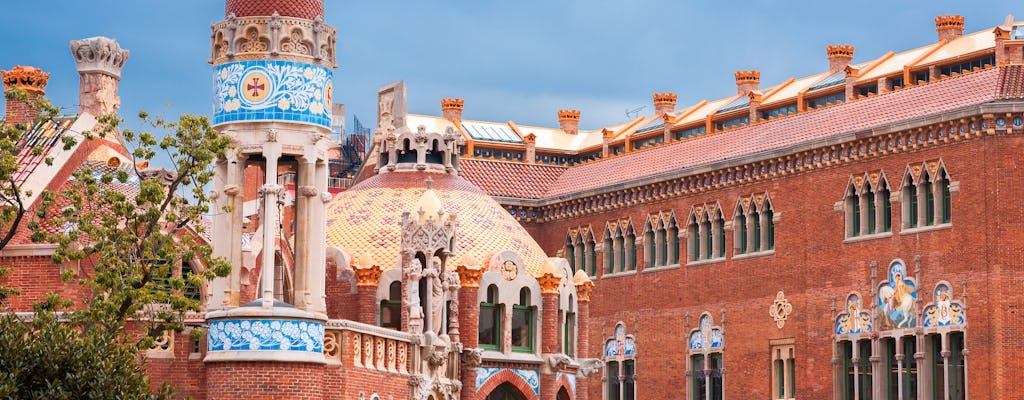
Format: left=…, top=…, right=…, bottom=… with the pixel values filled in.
left=574, top=280, right=595, bottom=302
left=299, top=185, right=319, bottom=197
left=320, top=191, right=333, bottom=203
left=223, top=184, right=240, bottom=197
left=460, top=348, right=483, bottom=368
left=258, top=184, right=284, bottom=197
left=70, top=37, right=129, bottom=79
left=353, top=264, right=383, bottom=288
left=538, top=272, right=562, bottom=295
left=139, top=168, right=177, bottom=186
left=455, top=264, right=483, bottom=288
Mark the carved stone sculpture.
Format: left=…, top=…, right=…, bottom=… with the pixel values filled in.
left=577, top=359, right=606, bottom=377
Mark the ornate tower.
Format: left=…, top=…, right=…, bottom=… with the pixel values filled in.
left=204, top=0, right=336, bottom=396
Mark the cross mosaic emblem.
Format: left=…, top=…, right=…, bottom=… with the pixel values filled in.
left=241, top=71, right=271, bottom=103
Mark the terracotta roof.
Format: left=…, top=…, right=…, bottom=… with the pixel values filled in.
left=544, top=67, right=1001, bottom=197
left=324, top=171, right=550, bottom=275
left=998, top=65, right=1024, bottom=98
left=459, top=158, right=567, bottom=199
left=10, top=177, right=141, bottom=245
left=13, top=118, right=75, bottom=186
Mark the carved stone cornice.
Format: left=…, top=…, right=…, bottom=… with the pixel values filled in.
left=210, top=14, right=337, bottom=68
left=70, top=37, right=129, bottom=80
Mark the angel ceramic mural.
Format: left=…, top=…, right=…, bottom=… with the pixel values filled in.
left=877, top=260, right=917, bottom=328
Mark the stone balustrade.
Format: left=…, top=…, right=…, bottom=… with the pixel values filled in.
left=323, top=319, right=412, bottom=374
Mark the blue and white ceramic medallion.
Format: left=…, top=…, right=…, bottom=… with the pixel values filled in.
left=213, top=60, right=333, bottom=128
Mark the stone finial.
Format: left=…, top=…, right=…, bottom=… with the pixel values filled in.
left=935, top=14, right=965, bottom=42
left=1, top=66, right=50, bottom=94
left=558, top=109, right=581, bottom=135
left=441, top=98, right=464, bottom=123
left=70, top=37, right=129, bottom=80
left=653, top=92, right=678, bottom=114
left=572, top=270, right=594, bottom=302
left=826, top=44, right=855, bottom=72
left=734, top=70, right=760, bottom=95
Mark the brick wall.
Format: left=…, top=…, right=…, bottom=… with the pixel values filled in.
left=526, top=133, right=1023, bottom=399
left=206, top=361, right=324, bottom=399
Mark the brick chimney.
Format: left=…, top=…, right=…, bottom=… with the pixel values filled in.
left=558, top=109, right=580, bottom=135
left=70, top=37, right=129, bottom=117
left=1, top=66, right=50, bottom=126
left=734, top=70, right=760, bottom=95
left=935, top=15, right=965, bottom=42
left=653, top=92, right=678, bottom=115
left=827, top=44, right=855, bottom=73
left=994, top=15, right=1023, bottom=66
left=441, top=98, right=464, bottom=123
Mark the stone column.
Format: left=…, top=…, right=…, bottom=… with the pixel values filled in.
left=574, top=272, right=594, bottom=400
left=293, top=158, right=312, bottom=309
left=312, top=159, right=330, bottom=313
left=456, top=263, right=483, bottom=400
left=353, top=263, right=383, bottom=326
left=539, top=270, right=562, bottom=399
left=260, top=141, right=282, bottom=307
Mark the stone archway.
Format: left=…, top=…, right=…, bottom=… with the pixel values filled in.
left=484, top=383, right=526, bottom=400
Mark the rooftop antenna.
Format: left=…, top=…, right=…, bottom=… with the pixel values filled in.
left=625, top=105, right=646, bottom=120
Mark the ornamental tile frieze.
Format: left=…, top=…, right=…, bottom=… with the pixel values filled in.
left=207, top=318, right=325, bottom=353
left=213, top=60, right=333, bottom=128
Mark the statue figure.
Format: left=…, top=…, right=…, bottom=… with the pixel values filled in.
left=431, top=258, right=445, bottom=334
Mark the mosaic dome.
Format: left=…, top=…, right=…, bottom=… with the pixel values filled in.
left=324, top=171, right=548, bottom=276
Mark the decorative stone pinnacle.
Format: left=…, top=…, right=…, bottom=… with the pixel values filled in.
left=70, top=37, right=130, bottom=80
left=1, top=66, right=50, bottom=94
left=826, top=44, right=855, bottom=59
left=425, top=176, right=433, bottom=190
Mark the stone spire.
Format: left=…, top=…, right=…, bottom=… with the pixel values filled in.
left=70, top=37, right=129, bottom=117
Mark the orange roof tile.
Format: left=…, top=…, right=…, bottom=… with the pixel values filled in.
left=544, top=67, right=1001, bottom=197
left=459, top=158, right=567, bottom=199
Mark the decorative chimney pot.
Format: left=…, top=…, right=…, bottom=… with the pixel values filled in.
left=935, top=14, right=965, bottom=42
left=653, top=92, right=678, bottom=114
left=441, top=98, right=464, bottom=123
left=734, top=70, right=761, bottom=95
left=558, top=109, right=581, bottom=135
left=70, top=37, right=129, bottom=117
left=826, top=44, right=855, bottom=72
left=1, top=66, right=50, bottom=125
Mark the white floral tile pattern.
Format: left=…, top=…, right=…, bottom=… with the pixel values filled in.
left=213, top=60, right=332, bottom=128
left=207, top=318, right=325, bottom=353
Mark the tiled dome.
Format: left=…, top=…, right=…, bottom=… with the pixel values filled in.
left=225, top=0, right=324, bottom=19
left=325, top=171, right=549, bottom=276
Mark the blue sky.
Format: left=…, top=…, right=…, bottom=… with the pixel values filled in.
left=2, top=1, right=1023, bottom=132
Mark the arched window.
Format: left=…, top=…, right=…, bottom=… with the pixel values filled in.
left=688, top=204, right=725, bottom=263
left=603, top=322, right=637, bottom=400
left=479, top=285, right=501, bottom=350
left=564, top=234, right=576, bottom=274
left=604, top=225, right=615, bottom=274
left=688, top=313, right=723, bottom=400
left=562, top=295, right=575, bottom=357
left=735, top=195, right=774, bottom=255
left=902, top=162, right=953, bottom=230
left=379, top=281, right=402, bottom=330
left=511, top=287, right=534, bottom=352
left=846, top=173, right=893, bottom=239
left=624, top=225, right=636, bottom=271
left=902, top=171, right=919, bottom=229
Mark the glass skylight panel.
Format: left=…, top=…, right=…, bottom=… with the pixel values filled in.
left=809, top=70, right=846, bottom=91
left=461, top=122, right=523, bottom=143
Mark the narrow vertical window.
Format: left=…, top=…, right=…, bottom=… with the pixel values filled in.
left=883, top=183, right=892, bottom=232
left=752, top=210, right=762, bottom=251
left=625, top=230, right=636, bottom=271
left=379, top=281, right=402, bottom=330
left=764, top=204, right=775, bottom=250
left=623, top=359, right=636, bottom=400
left=940, top=171, right=951, bottom=223
left=908, top=183, right=919, bottom=228
left=842, top=341, right=855, bottom=400
left=859, top=339, right=873, bottom=400
left=605, top=237, right=615, bottom=274
left=691, top=354, right=706, bottom=400
left=851, top=192, right=861, bottom=236
left=924, top=176, right=935, bottom=226
left=645, top=228, right=656, bottom=268
left=608, top=360, right=621, bottom=400
left=950, top=332, right=966, bottom=400
left=511, top=287, right=533, bottom=352
left=703, top=219, right=712, bottom=260
left=670, top=223, right=680, bottom=264
left=658, top=225, right=668, bottom=267
left=478, top=285, right=501, bottom=350
left=565, top=240, right=576, bottom=274
left=690, top=220, right=700, bottom=262
left=716, top=215, right=726, bottom=258
left=866, top=192, right=876, bottom=234
left=902, top=336, right=918, bottom=400
left=738, top=214, right=748, bottom=254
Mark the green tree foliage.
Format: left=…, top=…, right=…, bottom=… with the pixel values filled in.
left=0, top=107, right=232, bottom=398
left=0, top=88, right=60, bottom=250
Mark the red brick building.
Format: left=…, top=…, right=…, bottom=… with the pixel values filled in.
left=3, top=2, right=1023, bottom=400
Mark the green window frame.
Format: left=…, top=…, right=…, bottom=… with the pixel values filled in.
left=842, top=341, right=855, bottom=400
left=608, top=360, right=621, bottom=400
left=737, top=214, right=748, bottom=254
left=511, top=288, right=534, bottom=353
left=605, top=238, right=615, bottom=274
left=670, top=225, right=680, bottom=264
left=883, top=186, right=893, bottom=232
left=764, top=207, right=775, bottom=250
left=379, top=281, right=402, bottom=330
left=716, top=218, right=726, bottom=258
left=565, top=242, right=576, bottom=274
left=867, top=193, right=877, bottom=234
left=646, top=230, right=656, bottom=268
left=562, top=310, right=575, bottom=356
left=478, top=285, right=501, bottom=351
left=626, top=233, right=636, bottom=271
left=703, top=220, right=712, bottom=259
left=658, top=228, right=668, bottom=266
left=908, top=183, right=919, bottom=228
left=859, top=339, right=873, bottom=400
left=623, top=359, right=636, bottom=400
left=690, top=222, right=701, bottom=261
left=851, top=192, right=861, bottom=236
left=940, top=173, right=951, bottom=223
left=924, top=179, right=935, bottom=226
left=752, top=211, right=762, bottom=251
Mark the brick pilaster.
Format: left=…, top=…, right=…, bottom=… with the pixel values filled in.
left=354, top=264, right=382, bottom=325
left=456, top=264, right=483, bottom=400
